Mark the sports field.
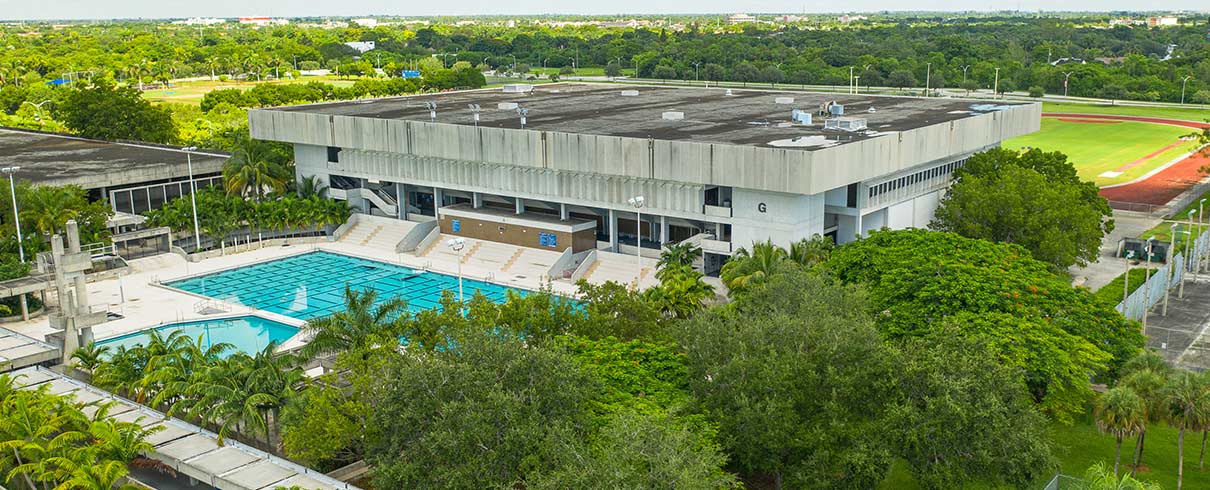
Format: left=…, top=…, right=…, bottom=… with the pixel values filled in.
left=1042, top=102, right=1210, bottom=123
left=141, top=76, right=357, bottom=105
left=1004, top=118, right=1199, bottom=186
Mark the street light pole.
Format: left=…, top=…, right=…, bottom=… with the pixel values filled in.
left=1200, top=198, right=1208, bottom=273
left=1163, top=223, right=1178, bottom=316
left=1181, top=76, right=1192, bottom=105
left=1181, top=209, right=1196, bottom=298
left=1063, top=72, right=1073, bottom=97
left=628, top=196, right=645, bottom=289
left=1124, top=250, right=1135, bottom=304
left=849, top=66, right=854, bottom=94
left=182, top=146, right=202, bottom=252
left=1143, top=236, right=1156, bottom=330
left=961, top=64, right=970, bottom=84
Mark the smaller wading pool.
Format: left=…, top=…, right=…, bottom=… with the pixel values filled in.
left=96, top=316, right=300, bottom=357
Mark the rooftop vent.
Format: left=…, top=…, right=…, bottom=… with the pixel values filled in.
left=828, top=104, right=845, bottom=116
left=725, top=89, right=735, bottom=96
left=775, top=96, right=795, bottom=104
left=498, top=102, right=519, bottom=110
left=503, top=84, right=534, bottom=93
left=824, top=117, right=868, bottom=132
left=791, top=109, right=812, bottom=125
left=662, top=111, right=684, bottom=121
left=621, top=89, right=640, bottom=96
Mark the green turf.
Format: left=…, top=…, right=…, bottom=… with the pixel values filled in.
left=1043, top=102, right=1210, bottom=124
left=1051, top=411, right=1210, bottom=489
left=141, top=75, right=358, bottom=105
left=1004, top=118, right=1198, bottom=186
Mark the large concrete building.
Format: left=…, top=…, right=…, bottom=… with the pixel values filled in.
left=249, top=84, right=1039, bottom=273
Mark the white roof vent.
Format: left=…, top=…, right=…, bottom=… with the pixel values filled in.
left=662, top=111, right=684, bottom=121
left=725, top=89, right=735, bottom=96
left=503, top=84, right=534, bottom=93
left=824, top=117, right=868, bottom=132
left=620, top=89, right=640, bottom=96
left=497, top=102, right=519, bottom=110
left=775, top=96, right=795, bottom=104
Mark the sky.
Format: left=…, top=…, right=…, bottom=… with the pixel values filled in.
left=0, top=0, right=1206, bottom=21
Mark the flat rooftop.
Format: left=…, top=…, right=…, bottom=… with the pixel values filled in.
left=270, top=83, right=1031, bottom=150
left=0, top=128, right=227, bottom=189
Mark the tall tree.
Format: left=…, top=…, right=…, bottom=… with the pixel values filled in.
left=931, top=147, right=1113, bottom=270
left=1096, top=387, right=1147, bottom=476
left=299, top=286, right=408, bottom=360
left=1163, top=370, right=1210, bottom=490
left=223, top=135, right=291, bottom=201
left=57, top=79, right=176, bottom=143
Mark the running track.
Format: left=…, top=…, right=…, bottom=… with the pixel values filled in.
left=1040, top=113, right=1209, bottom=207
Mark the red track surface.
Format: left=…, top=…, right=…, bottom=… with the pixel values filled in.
left=1057, top=118, right=1120, bottom=124
left=1038, top=113, right=1208, bottom=208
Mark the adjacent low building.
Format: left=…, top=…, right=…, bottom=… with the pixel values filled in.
left=249, top=83, right=1039, bottom=274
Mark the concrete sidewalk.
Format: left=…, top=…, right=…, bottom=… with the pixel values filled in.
left=1070, top=211, right=1162, bottom=291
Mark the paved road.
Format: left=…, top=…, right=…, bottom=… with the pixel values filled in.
left=1071, top=212, right=1161, bottom=291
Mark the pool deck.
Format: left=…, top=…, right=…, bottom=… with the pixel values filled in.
left=2, top=238, right=602, bottom=349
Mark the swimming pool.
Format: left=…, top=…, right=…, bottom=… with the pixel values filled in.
left=165, top=251, right=521, bottom=320
left=96, top=316, right=299, bottom=356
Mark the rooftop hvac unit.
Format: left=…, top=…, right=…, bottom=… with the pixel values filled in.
left=503, top=84, right=534, bottom=93
left=791, top=109, right=812, bottom=125
left=497, top=102, right=519, bottom=110
left=824, top=117, right=867, bottom=132
left=775, top=96, right=795, bottom=104
left=662, top=111, right=684, bottom=121
left=620, top=89, right=640, bottom=96
left=829, top=104, right=845, bottom=116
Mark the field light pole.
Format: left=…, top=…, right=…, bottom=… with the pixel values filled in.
left=1063, top=72, right=1074, bottom=97
left=1143, top=236, right=1156, bottom=331
left=1181, top=209, right=1196, bottom=298
left=924, top=62, right=931, bottom=97
left=446, top=237, right=466, bottom=305
left=182, top=146, right=202, bottom=252
left=1124, top=250, right=1135, bottom=304
left=1163, top=223, right=1178, bottom=316
left=1181, top=76, right=1192, bottom=105
left=2, top=166, right=26, bottom=319
left=628, top=196, right=645, bottom=289
left=994, top=67, right=1001, bottom=99
left=1200, top=199, right=1207, bottom=273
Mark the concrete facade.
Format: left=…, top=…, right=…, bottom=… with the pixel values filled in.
left=249, top=83, right=1039, bottom=260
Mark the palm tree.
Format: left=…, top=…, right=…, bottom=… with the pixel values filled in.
left=295, top=175, right=329, bottom=199
left=300, top=286, right=408, bottom=361
left=1119, top=350, right=1172, bottom=476
left=21, top=186, right=80, bottom=236
left=720, top=240, right=787, bottom=294
left=57, top=459, right=140, bottom=490
left=656, top=242, right=702, bottom=281
left=1163, top=370, right=1210, bottom=490
left=223, top=136, right=290, bottom=201
left=788, top=234, right=834, bottom=268
left=1076, top=462, right=1161, bottom=490
left=70, top=343, right=111, bottom=375
left=1096, top=386, right=1146, bottom=476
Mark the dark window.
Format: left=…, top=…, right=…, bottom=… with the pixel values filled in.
left=327, top=146, right=341, bottom=162
left=846, top=183, right=858, bottom=208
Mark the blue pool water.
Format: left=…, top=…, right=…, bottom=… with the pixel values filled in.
left=165, top=251, right=521, bottom=320
left=97, top=316, right=299, bottom=356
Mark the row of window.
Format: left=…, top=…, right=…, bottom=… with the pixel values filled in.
left=866, top=158, right=968, bottom=200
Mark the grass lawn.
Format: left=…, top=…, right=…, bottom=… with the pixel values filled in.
left=529, top=66, right=633, bottom=77
left=141, top=75, right=358, bottom=105
left=1043, top=102, right=1210, bottom=123
left=1052, top=410, right=1210, bottom=489
left=1004, top=118, right=1198, bottom=186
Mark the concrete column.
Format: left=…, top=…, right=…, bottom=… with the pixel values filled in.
left=473, top=192, right=483, bottom=209
left=395, top=183, right=404, bottom=219
left=608, top=209, right=619, bottom=252
left=515, top=197, right=525, bottom=215
left=433, top=187, right=443, bottom=216
left=560, top=203, right=568, bottom=220
left=66, top=221, right=88, bottom=310
left=660, top=216, right=669, bottom=244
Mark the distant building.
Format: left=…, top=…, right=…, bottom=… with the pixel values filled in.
left=772, top=15, right=807, bottom=22
left=238, top=17, right=289, bottom=26
left=1109, top=17, right=1143, bottom=27
left=344, top=41, right=376, bottom=53
left=352, top=18, right=378, bottom=28
left=1049, top=57, right=1086, bottom=66
left=172, top=17, right=226, bottom=26
left=1147, top=16, right=1179, bottom=27
left=727, top=13, right=756, bottom=24
left=838, top=15, right=869, bottom=23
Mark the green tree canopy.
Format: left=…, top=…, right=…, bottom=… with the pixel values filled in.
left=57, top=79, right=176, bottom=143
left=827, top=229, right=1143, bottom=419
left=932, top=147, right=1113, bottom=270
